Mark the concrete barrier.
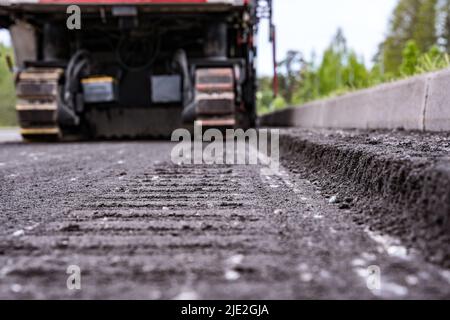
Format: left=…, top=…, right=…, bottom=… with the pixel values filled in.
left=425, top=69, right=450, bottom=131
left=260, top=68, right=450, bottom=132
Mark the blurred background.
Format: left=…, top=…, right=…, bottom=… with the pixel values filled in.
left=257, top=0, right=450, bottom=113
left=0, top=28, right=15, bottom=127
left=1, top=0, right=450, bottom=124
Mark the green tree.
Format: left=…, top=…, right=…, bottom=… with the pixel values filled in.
left=277, top=50, right=303, bottom=103
left=257, top=8, right=450, bottom=116
left=256, top=76, right=275, bottom=114
left=292, top=61, right=319, bottom=104
left=414, top=0, right=438, bottom=52
left=368, top=63, right=387, bottom=86
left=0, top=43, right=16, bottom=126
left=342, top=52, right=369, bottom=89
left=416, top=44, right=450, bottom=72
left=381, top=0, right=423, bottom=74
left=439, top=0, right=450, bottom=52
left=317, top=28, right=347, bottom=96
left=400, top=40, right=421, bottom=75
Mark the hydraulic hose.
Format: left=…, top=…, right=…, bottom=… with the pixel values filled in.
left=58, top=50, right=90, bottom=127
left=173, top=49, right=197, bottom=123
left=181, top=100, right=197, bottom=123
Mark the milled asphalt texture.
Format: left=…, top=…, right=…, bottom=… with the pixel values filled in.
left=0, top=128, right=449, bottom=299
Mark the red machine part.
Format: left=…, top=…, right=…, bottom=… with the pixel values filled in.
left=2, top=0, right=250, bottom=5
left=37, top=0, right=247, bottom=4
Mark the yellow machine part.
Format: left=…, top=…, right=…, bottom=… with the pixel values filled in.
left=16, top=68, right=62, bottom=141
left=81, top=76, right=115, bottom=84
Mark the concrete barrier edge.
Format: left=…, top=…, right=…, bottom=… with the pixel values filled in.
left=260, top=68, right=450, bottom=132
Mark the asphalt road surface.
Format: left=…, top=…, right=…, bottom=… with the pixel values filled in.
left=0, top=129, right=449, bottom=299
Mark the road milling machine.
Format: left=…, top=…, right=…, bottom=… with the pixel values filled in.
left=0, top=0, right=276, bottom=140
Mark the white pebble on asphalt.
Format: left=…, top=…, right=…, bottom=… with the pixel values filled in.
left=351, top=258, right=368, bottom=268
left=174, top=290, right=199, bottom=300
left=387, top=245, right=408, bottom=259
left=10, top=284, right=23, bottom=293
left=405, top=275, right=419, bottom=286
left=12, top=230, right=25, bottom=237
left=227, top=254, right=244, bottom=266
left=25, top=224, right=39, bottom=231
left=440, top=270, right=450, bottom=284
left=361, top=252, right=377, bottom=262
left=297, top=263, right=309, bottom=272
left=225, top=270, right=240, bottom=281
left=300, top=272, right=313, bottom=282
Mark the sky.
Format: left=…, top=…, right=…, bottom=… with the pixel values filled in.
left=256, top=0, right=398, bottom=75
left=0, top=0, right=398, bottom=75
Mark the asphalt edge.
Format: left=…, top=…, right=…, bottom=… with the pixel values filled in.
left=277, top=131, right=450, bottom=267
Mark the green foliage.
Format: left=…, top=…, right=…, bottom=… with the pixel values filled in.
left=292, top=64, right=319, bottom=104
left=368, top=63, right=390, bottom=86
left=256, top=77, right=275, bottom=115
left=277, top=50, right=303, bottom=103
left=257, top=6, right=450, bottom=116
left=400, top=40, right=421, bottom=75
left=381, top=0, right=423, bottom=75
left=256, top=76, right=288, bottom=115
left=257, top=29, right=373, bottom=114
left=272, top=96, right=287, bottom=110
left=317, top=47, right=343, bottom=96
left=414, top=0, right=438, bottom=52
left=442, top=0, right=450, bottom=53
left=416, top=45, right=450, bottom=73
left=399, top=42, right=450, bottom=76
left=316, top=29, right=346, bottom=96
left=381, top=0, right=441, bottom=75
left=0, top=43, right=16, bottom=127
left=342, top=52, right=370, bottom=89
